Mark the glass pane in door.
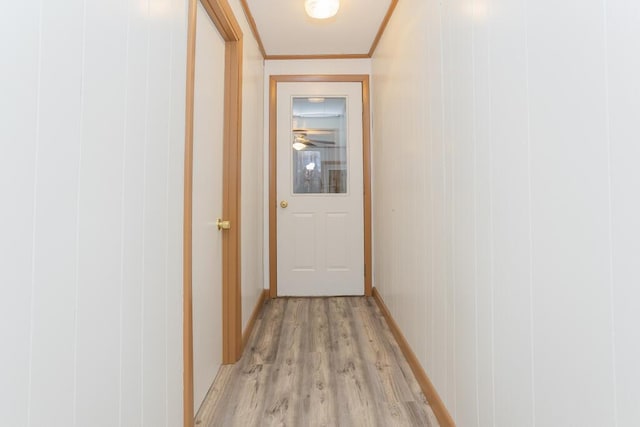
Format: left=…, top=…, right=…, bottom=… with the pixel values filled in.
left=291, top=97, right=347, bottom=194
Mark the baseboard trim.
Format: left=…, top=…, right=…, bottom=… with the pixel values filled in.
left=242, top=289, right=269, bottom=348
left=372, top=287, right=456, bottom=427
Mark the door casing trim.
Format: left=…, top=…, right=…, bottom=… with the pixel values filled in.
left=268, top=75, right=372, bottom=298
left=184, top=0, right=243, bottom=425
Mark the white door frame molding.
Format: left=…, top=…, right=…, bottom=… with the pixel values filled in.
left=268, top=75, right=372, bottom=298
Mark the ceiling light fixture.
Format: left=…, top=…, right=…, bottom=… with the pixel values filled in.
left=305, top=0, right=340, bottom=19
left=292, top=142, right=307, bottom=151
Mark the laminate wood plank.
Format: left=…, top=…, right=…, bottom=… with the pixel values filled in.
left=328, top=297, right=384, bottom=426
left=367, top=299, right=440, bottom=426
left=262, top=298, right=308, bottom=426
left=383, top=400, right=436, bottom=427
left=196, top=297, right=440, bottom=427
left=299, top=298, right=338, bottom=427
left=353, top=298, right=416, bottom=404
left=366, top=297, right=427, bottom=402
left=216, top=362, right=274, bottom=427
left=308, top=298, right=333, bottom=352
left=351, top=297, right=435, bottom=427
left=369, top=298, right=431, bottom=404
left=194, top=365, right=234, bottom=426
left=244, top=297, right=286, bottom=365
left=204, top=298, right=285, bottom=427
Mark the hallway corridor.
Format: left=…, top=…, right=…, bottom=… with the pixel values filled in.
left=5, top=0, right=640, bottom=425
left=195, top=297, right=439, bottom=426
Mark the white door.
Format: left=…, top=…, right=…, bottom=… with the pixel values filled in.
left=192, top=1, right=225, bottom=413
left=277, top=82, right=364, bottom=296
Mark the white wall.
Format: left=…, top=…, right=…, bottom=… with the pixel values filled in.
left=262, top=59, right=372, bottom=289
left=0, top=1, right=186, bottom=426
left=372, top=0, right=640, bottom=426
left=264, top=58, right=372, bottom=76
left=0, top=0, right=264, bottom=424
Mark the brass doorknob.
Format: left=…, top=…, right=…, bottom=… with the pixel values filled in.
left=280, top=200, right=288, bottom=208
left=216, top=218, right=231, bottom=230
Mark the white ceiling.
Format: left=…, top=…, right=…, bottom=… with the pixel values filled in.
left=243, top=0, right=395, bottom=57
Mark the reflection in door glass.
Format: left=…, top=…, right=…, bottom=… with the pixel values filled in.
left=292, top=97, right=347, bottom=194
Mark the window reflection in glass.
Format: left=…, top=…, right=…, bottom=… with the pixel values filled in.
left=291, top=97, right=347, bottom=194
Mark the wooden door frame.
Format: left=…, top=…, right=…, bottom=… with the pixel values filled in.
left=183, top=0, right=243, bottom=426
left=268, top=75, right=373, bottom=298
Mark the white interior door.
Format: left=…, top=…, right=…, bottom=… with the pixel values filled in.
left=277, top=82, right=364, bottom=296
left=192, top=1, right=225, bottom=413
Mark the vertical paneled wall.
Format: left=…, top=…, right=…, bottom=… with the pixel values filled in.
left=0, top=1, right=187, bottom=426
left=372, top=0, right=640, bottom=425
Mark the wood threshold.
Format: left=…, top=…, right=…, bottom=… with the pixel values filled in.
left=372, top=288, right=456, bottom=427
left=242, top=289, right=269, bottom=347
left=269, top=75, right=373, bottom=298
left=184, top=0, right=243, bottom=426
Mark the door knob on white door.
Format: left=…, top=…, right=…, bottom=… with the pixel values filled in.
left=216, top=218, right=231, bottom=230
left=280, top=200, right=288, bottom=208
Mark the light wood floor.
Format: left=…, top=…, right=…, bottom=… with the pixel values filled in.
left=195, top=297, right=439, bottom=427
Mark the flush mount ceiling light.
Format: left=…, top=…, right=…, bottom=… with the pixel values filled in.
left=305, top=0, right=340, bottom=19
